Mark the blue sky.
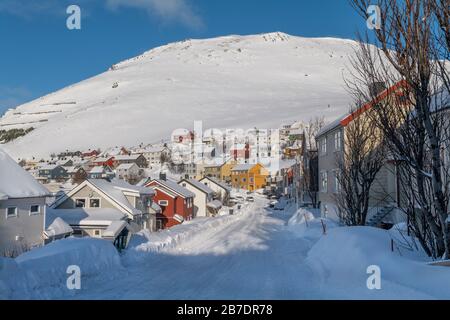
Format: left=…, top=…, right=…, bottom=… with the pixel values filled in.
left=0, top=0, right=367, bottom=116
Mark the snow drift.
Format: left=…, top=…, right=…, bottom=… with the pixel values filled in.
left=1, top=238, right=122, bottom=299
left=306, top=227, right=450, bottom=299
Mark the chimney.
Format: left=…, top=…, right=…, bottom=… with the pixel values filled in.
left=159, top=172, right=167, bottom=181
left=368, top=82, right=386, bottom=97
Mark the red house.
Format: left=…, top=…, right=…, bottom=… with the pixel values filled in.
left=82, top=149, right=100, bottom=158
left=92, top=156, right=115, bottom=168
left=145, top=178, right=195, bottom=229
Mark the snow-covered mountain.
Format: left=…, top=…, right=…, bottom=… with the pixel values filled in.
left=1, top=32, right=359, bottom=158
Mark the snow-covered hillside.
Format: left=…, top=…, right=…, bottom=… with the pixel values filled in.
left=1, top=32, right=358, bottom=158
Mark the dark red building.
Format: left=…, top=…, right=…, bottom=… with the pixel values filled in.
left=145, top=178, right=195, bottom=229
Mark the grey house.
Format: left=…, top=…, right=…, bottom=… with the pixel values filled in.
left=0, top=150, right=50, bottom=257
left=38, top=164, right=68, bottom=181
left=50, top=179, right=156, bottom=248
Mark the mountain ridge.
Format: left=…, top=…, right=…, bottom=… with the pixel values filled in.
left=1, top=32, right=359, bottom=158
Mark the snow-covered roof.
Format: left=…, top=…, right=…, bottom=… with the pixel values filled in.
left=144, top=146, right=167, bottom=153
left=94, top=156, right=114, bottom=162
left=180, top=179, right=215, bottom=195
left=44, top=212, right=73, bottom=238
left=0, top=148, right=50, bottom=199
left=90, top=166, right=105, bottom=174
left=199, top=176, right=232, bottom=192
left=116, top=163, right=138, bottom=170
left=231, top=164, right=256, bottom=171
left=149, top=179, right=195, bottom=198
left=316, top=115, right=346, bottom=138
left=103, top=221, right=128, bottom=238
left=47, top=208, right=126, bottom=226
left=207, top=200, right=222, bottom=209
left=114, top=154, right=142, bottom=161
left=39, top=164, right=61, bottom=171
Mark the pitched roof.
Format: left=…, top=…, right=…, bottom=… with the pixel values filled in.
left=0, top=148, right=49, bottom=199
left=199, top=176, right=231, bottom=192
left=231, top=163, right=256, bottom=171
left=114, top=154, right=142, bottom=161
left=52, top=178, right=154, bottom=216
left=39, top=164, right=61, bottom=171
left=148, top=179, right=195, bottom=198
left=116, top=163, right=138, bottom=170
left=179, top=179, right=215, bottom=195
left=90, top=166, right=105, bottom=174
left=47, top=208, right=126, bottom=226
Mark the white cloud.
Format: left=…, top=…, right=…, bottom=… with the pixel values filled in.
left=105, top=0, right=203, bottom=29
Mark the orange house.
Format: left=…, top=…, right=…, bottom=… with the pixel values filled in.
left=231, top=163, right=269, bottom=191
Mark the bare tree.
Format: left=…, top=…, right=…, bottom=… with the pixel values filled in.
left=348, top=0, right=450, bottom=258
left=334, top=106, right=387, bottom=226
left=305, top=116, right=325, bottom=150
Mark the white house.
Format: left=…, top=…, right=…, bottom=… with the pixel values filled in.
left=178, top=179, right=220, bottom=217
left=116, top=163, right=142, bottom=183
left=0, top=149, right=50, bottom=257
left=199, top=176, right=231, bottom=203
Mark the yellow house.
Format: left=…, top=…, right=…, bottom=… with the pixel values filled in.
left=204, top=159, right=237, bottom=183
left=231, top=163, right=269, bottom=191
left=220, top=160, right=237, bottom=183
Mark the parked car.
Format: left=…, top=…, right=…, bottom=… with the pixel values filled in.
left=246, top=196, right=255, bottom=202
left=269, top=200, right=278, bottom=208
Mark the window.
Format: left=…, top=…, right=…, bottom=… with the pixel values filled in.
left=333, top=170, right=341, bottom=193
left=75, top=198, right=86, bottom=208
left=158, top=200, right=169, bottom=206
left=334, top=131, right=341, bottom=151
left=6, top=207, right=17, bottom=218
left=320, top=171, right=328, bottom=193
left=250, top=177, right=254, bottom=183
left=320, top=137, right=327, bottom=155
left=89, top=198, right=100, bottom=208
left=93, top=230, right=101, bottom=237
left=242, top=178, right=246, bottom=182
left=30, top=205, right=40, bottom=215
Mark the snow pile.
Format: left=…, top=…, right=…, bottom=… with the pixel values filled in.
left=0, top=238, right=123, bottom=299
left=288, top=208, right=315, bottom=225
left=287, top=208, right=337, bottom=242
left=126, top=213, right=245, bottom=260
left=0, top=257, right=30, bottom=299
left=305, top=226, right=450, bottom=299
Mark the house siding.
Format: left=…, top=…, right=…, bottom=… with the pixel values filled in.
left=0, top=197, right=46, bottom=255
left=56, top=185, right=115, bottom=209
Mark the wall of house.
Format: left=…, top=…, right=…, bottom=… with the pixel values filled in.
left=180, top=183, right=208, bottom=218
left=317, top=126, right=344, bottom=219
left=0, top=197, right=46, bottom=256
left=56, top=185, right=115, bottom=209
left=201, top=179, right=228, bottom=201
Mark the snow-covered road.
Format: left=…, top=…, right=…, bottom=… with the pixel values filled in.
left=76, top=196, right=322, bottom=299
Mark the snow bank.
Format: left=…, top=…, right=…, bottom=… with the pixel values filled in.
left=287, top=208, right=337, bottom=242
left=306, top=226, right=450, bottom=299
left=126, top=213, right=244, bottom=262
left=1, top=238, right=122, bottom=299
